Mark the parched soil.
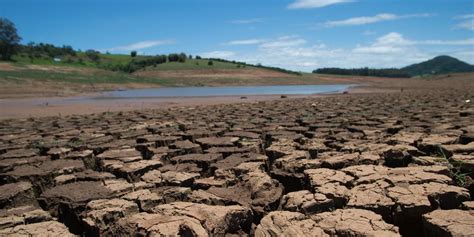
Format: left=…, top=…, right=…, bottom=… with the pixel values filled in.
left=134, top=68, right=297, bottom=79
left=0, top=76, right=473, bottom=236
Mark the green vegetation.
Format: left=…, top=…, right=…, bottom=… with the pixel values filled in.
left=0, top=17, right=22, bottom=60
left=313, top=55, right=474, bottom=78
left=401, top=55, right=474, bottom=77
left=437, top=145, right=472, bottom=187
left=208, top=58, right=302, bottom=75
left=313, top=67, right=410, bottom=78
left=0, top=67, right=144, bottom=84
left=10, top=43, right=299, bottom=75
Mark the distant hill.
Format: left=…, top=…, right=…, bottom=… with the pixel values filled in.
left=401, top=55, right=474, bottom=76
left=10, top=43, right=300, bottom=76
left=313, top=55, right=474, bottom=78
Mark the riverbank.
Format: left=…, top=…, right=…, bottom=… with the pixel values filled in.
left=0, top=73, right=471, bottom=119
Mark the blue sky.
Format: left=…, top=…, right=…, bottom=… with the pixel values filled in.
left=1, top=0, right=473, bottom=71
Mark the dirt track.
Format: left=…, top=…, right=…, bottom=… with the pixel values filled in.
left=0, top=75, right=473, bottom=236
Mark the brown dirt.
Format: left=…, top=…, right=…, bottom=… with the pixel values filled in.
left=134, top=68, right=295, bottom=79
left=0, top=75, right=473, bottom=236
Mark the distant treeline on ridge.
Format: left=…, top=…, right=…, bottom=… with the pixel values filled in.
left=206, top=58, right=302, bottom=76
left=313, top=55, right=474, bottom=77
left=313, top=67, right=410, bottom=78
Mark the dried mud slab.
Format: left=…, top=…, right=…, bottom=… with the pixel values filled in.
left=0, top=84, right=473, bottom=236
left=422, top=209, right=474, bottom=237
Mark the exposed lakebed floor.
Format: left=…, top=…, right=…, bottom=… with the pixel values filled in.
left=0, top=87, right=473, bottom=236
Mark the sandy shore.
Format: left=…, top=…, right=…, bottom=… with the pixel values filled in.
left=0, top=85, right=394, bottom=119
left=1, top=73, right=471, bottom=119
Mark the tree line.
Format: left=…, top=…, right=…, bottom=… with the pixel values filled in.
left=207, top=58, right=302, bottom=76
left=104, top=53, right=188, bottom=73
left=313, top=67, right=411, bottom=78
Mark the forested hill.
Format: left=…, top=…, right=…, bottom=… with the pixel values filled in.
left=401, top=55, right=474, bottom=76
left=313, top=56, right=474, bottom=78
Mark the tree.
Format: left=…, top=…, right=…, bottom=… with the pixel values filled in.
left=131, top=51, right=137, bottom=57
left=85, top=49, right=100, bottom=62
left=178, top=53, right=187, bottom=62
left=168, top=53, right=179, bottom=62
left=0, top=18, right=22, bottom=60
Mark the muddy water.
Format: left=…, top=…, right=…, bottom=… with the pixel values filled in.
left=98, top=84, right=354, bottom=98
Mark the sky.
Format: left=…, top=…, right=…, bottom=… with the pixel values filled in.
left=1, top=0, right=474, bottom=71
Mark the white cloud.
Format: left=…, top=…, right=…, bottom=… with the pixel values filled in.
left=260, top=36, right=307, bottom=48
left=353, top=32, right=474, bottom=54
left=230, top=18, right=264, bottom=24
left=420, top=38, right=474, bottom=45
left=288, top=0, right=354, bottom=9
left=455, top=19, right=474, bottom=31
left=375, top=32, right=414, bottom=46
left=200, top=51, right=236, bottom=58
left=104, top=40, right=173, bottom=52
left=323, top=13, right=433, bottom=27
left=453, top=14, right=474, bottom=31
left=452, top=50, right=474, bottom=63
left=208, top=33, right=474, bottom=71
left=225, top=39, right=264, bottom=45
left=455, top=14, right=474, bottom=19
left=353, top=32, right=415, bottom=54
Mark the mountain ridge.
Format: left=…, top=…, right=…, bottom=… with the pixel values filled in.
left=313, top=55, right=474, bottom=77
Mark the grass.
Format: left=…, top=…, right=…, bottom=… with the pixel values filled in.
left=150, top=59, right=254, bottom=70
left=437, top=145, right=472, bottom=187
left=10, top=53, right=254, bottom=71
left=0, top=68, right=168, bottom=85
left=0, top=53, right=351, bottom=96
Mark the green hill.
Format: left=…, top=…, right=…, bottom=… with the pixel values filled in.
left=401, top=55, right=474, bottom=76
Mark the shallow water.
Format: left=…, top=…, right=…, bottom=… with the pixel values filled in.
left=100, top=84, right=353, bottom=98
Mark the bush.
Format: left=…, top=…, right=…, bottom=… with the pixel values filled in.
left=168, top=53, right=179, bottom=62
left=208, top=60, right=213, bottom=66
left=178, top=53, right=187, bottom=62
left=85, top=49, right=100, bottom=62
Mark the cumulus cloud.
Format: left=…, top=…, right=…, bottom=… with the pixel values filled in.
left=208, top=33, right=473, bottom=71
left=353, top=32, right=474, bottom=54
left=288, top=0, right=354, bottom=9
left=353, top=32, right=413, bottom=54
left=104, top=40, right=173, bottom=52
left=323, top=13, right=433, bottom=27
